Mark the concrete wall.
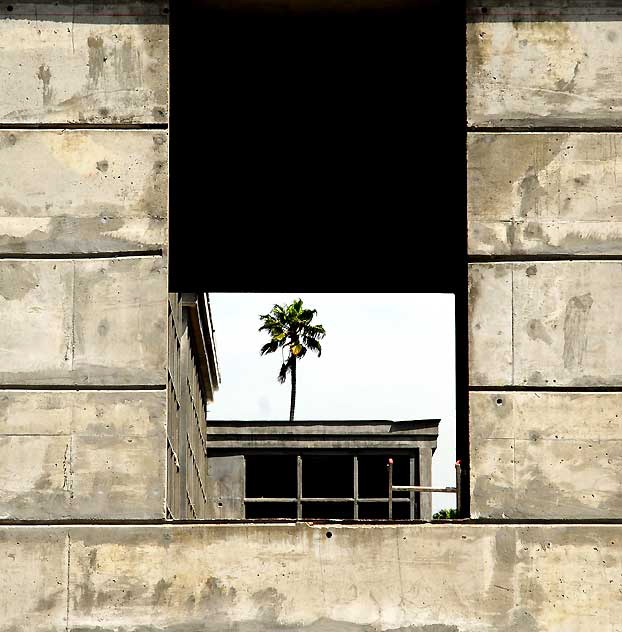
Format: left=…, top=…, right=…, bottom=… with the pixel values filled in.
left=0, top=2, right=168, bottom=520
left=467, top=2, right=622, bottom=518
left=2, top=522, right=622, bottom=632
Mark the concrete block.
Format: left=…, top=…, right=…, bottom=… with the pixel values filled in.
left=0, top=528, right=68, bottom=631
left=0, top=257, right=166, bottom=386
left=0, top=435, right=72, bottom=519
left=467, top=10, right=622, bottom=127
left=468, top=133, right=622, bottom=255
left=0, top=130, right=167, bottom=254
left=0, top=2, right=169, bottom=124
left=0, top=390, right=165, bottom=519
left=0, top=260, right=73, bottom=384
left=468, top=263, right=513, bottom=386
left=73, top=257, right=166, bottom=386
left=514, top=261, right=622, bottom=386
left=471, top=391, right=622, bottom=518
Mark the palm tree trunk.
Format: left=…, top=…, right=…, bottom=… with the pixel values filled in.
left=289, top=359, right=296, bottom=422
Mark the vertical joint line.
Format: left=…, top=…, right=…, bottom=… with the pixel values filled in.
left=65, top=533, right=71, bottom=632
left=296, top=455, right=302, bottom=520
left=70, top=261, right=76, bottom=370
left=511, top=265, right=515, bottom=385
left=353, top=455, right=359, bottom=520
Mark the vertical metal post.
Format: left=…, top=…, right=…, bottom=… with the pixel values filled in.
left=418, top=448, right=433, bottom=521
left=353, top=455, right=359, bottom=520
left=455, top=460, right=462, bottom=517
left=387, top=458, right=393, bottom=520
left=409, top=455, right=416, bottom=520
left=296, top=455, right=302, bottom=520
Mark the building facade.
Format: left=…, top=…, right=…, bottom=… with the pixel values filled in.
left=1, top=2, right=622, bottom=630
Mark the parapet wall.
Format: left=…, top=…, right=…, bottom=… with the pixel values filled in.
left=3, top=522, right=622, bottom=632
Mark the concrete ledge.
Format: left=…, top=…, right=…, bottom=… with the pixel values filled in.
left=1, top=523, right=622, bottom=631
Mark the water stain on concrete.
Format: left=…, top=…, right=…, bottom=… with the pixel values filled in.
left=36, top=64, right=53, bottom=105
left=519, top=167, right=547, bottom=217
left=563, top=293, right=593, bottom=369
left=0, top=263, right=38, bottom=300
left=87, top=35, right=106, bottom=87
left=527, top=319, right=552, bottom=345
left=153, top=578, right=173, bottom=606
left=115, top=38, right=143, bottom=89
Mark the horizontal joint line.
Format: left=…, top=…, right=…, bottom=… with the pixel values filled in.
left=469, top=255, right=622, bottom=263
left=0, top=251, right=163, bottom=260
left=0, top=124, right=168, bottom=130
left=0, top=385, right=166, bottom=391
left=467, top=127, right=622, bottom=133
left=470, top=386, right=622, bottom=392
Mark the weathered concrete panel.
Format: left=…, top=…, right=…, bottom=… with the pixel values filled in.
left=0, top=130, right=167, bottom=254
left=0, top=2, right=168, bottom=124
left=0, top=260, right=73, bottom=382
left=467, top=10, right=622, bottom=128
left=469, top=261, right=622, bottom=386
left=468, top=133, right=622, bottom=255
left=72, top=257, right=166, bottom=385
left=0, top=391, right=165, bottom=519
left=0, top=528, right=68, bottom=631
left=0, top=435, right=72, bottom=518
left=468, top=263, right=512, bottom=386
left=0, top=524, right=614, bottom=631
left=514, top=261, right=622, bottom=386
left=0, top=257, right=166, bottom=385
left=471, top=391, right=622, bottom=518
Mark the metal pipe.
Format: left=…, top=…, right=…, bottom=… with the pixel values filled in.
left=387, top=458, right=393, bottom=520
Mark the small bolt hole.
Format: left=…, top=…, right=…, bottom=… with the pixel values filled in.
left=326, top=531, right=333, bottom=539
left=162, top=7, right=169, bottom=14
left=217, top=502, right=223, bottom=507
left=7, top=5, right=13, bottom=11
left=496, top=398, right=503, bottom=406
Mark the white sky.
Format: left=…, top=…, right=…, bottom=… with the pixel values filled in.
left=207, top=292, right=456, bottom=514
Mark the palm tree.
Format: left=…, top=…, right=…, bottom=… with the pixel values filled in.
left=259, top=299, right=326, bottom=422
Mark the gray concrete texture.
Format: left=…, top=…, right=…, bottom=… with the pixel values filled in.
left=0, top=257, right=167, bottom=386
left=0, top=391, right=165, bottom=519
left=467, top=8, right=622, bottom=128
left=2, top=523, right=622, bottom=631
left=469, top=261, right=622, bottom=387
left=468, top=133, right=622, bottom=255
left=0, top=2, right=169, bottom=124
left=470, top=391, right=622, bottom=518
left=0, top=130, right=167, bottom=254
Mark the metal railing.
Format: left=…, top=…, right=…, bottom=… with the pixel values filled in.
left=387, top=458, right=462, bottom=519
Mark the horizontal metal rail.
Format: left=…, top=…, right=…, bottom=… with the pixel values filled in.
left=388, top=458, right=462, bottom=520
left=392, top=486, right=456, bottom=493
